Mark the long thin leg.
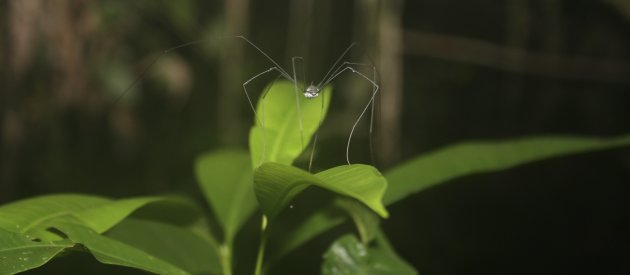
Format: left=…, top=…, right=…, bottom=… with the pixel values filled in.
left=307, top=88, right=325, bottom=172
left=317, top=43, right=357, bottom=88
left=235, top=35, right=294, bottom=81
left=116, top=40, right=207, bottom=103
left=243, top=67, right=292, bottom=165
left=321, top=65, right=379, bottom=165
left=340, top=63, right=378, bottom=165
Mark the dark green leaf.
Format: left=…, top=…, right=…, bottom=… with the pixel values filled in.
left=268, top=205, right=345, bottom=262
left=321, top=234, right=417, bottom=275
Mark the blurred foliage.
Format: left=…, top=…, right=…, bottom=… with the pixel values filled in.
left=1, top=0, right=629, bottom=274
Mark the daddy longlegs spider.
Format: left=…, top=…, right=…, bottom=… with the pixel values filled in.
left=237, top=36, right=379, bottom=171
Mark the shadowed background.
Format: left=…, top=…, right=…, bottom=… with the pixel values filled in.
left=1, top=0, right=629, bottom=274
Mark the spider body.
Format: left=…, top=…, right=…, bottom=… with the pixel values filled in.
left=304, top=84, right=321, bottom=99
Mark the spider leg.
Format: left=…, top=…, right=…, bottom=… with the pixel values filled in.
left=320, top=64, right=379, bottom=165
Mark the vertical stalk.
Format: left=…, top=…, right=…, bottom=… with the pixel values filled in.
left=254, top=215, right=268, bottom=275
left=219, top=244, right=233, bottom=275
left=219, top=0, right=250, bottom=145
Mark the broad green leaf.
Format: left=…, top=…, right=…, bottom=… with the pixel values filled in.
left=316, top=165, right=389, bottom=218
left=52, top=217, right=189, bottom=275
left=106, top=218, right=221, bottom=275
left=249, top=81, right=331, bottom=167
left=195, top=149, right=256, bottom=243
left=253, top=162, right=388, bottom=221
left=0, top=229, right=73, bottom=274
left=0, top=194, right=201, bottom=242
left=321, top=234, right=417, bottom=275
left=0, top=194, right=110, bottom=240
left=384, top=135, right=630, bottom=204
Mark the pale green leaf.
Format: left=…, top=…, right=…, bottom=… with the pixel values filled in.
left=195, top=149, right=256, bottom=243
left=106, top=218, right=221, bottom=275
left=249, top=81, right=331, bottom=167
left=253, top=162, right=388, bottom=221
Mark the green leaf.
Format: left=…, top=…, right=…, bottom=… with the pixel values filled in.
left=74, top=196, right=200, bottom=234
left=321, top=234, right=417, bottom=275
left=0, top=194, right=201, bottom=242
left=195, top=149, right=256, bottom=243
left=316, top=166, right=389, bottom=218
left=253, top=162, right=388, bottom=221
left=268, top=205, right=346, bottom=263
left=384, top=135, right=630, bottom=204
left=0, top=229, right=73, bottom=274
left=106, top=218, right=221, bottom=275
left=52, top=217, right=189, bottom=275
left=0, top=194, right=110, bottom=240
left=336, top=198, right=380, bottom=244
left=249, top=81, right=331, bottom=167
left=269, top=199, right=380, bottom=262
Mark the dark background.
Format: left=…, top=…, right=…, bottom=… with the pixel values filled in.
left=1, top=0, right=629, bottom=274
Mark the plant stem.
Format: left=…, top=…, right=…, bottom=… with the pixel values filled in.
left=254, top=215, right=268, bottom=275
left=219, top=244, right=233, bottom=275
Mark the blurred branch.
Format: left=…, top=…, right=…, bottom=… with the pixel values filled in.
left=377, top=0, right=404, bottom=168
left=7, top=0, right=41, bottom=79
left=403, top=30, right=630, bottom=83
left=218, top=0, right=250, bottom=145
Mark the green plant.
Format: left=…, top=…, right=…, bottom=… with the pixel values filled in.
left=1, top=81, right=630, bottom=274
